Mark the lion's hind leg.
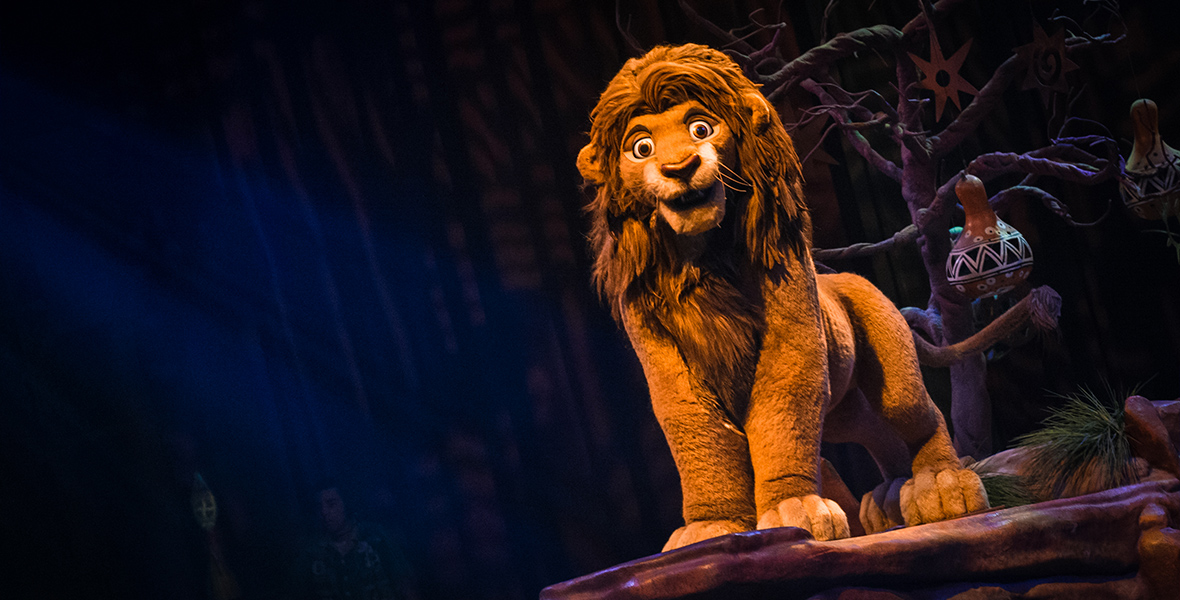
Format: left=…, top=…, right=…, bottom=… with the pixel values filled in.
left=860, top=477, right=905, bottom=534
left=822, top=388, right=910, bottom=534
left=832, top=274, right=989, bottom=530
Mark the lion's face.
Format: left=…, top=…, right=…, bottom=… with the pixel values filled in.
left=618, top=101, right=737, bottom=236
left=580, top=44, right=810, bottom=314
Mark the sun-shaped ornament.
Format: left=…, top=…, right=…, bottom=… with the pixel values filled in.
left=1014, top=24, right=1079, bottom=107
left=909, top=31, right=979, bottom=122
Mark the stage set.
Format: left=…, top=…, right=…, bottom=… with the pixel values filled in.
left=2, top=1, right=1178, bottom=599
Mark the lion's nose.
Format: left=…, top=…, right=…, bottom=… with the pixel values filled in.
left=660, top=154, right=701, bottom=180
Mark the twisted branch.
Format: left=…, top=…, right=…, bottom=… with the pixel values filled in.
left=921, top=144, right=1117, bottom=225
left=901, top=306, right=943, bottom=343
left=678, top=0, right=758, bottom=55
left=990, top=185, right=1110, bottom=227
left=930, top=53, right=1026, bottom=157
left=900, top=0, right=970, bottom=37
left=801, top=78, right=903, bottom=182
left=761, top=25, right=904, bottom=102
left=971, top=151, right=1113, bottom=182
left=812, top=224, right=920, bottom=261
left=913, top=286, right=1062, bottom=367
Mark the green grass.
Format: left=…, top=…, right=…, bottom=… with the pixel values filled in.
left=976, top=472, right=1036, bottom=508
left=1013, top=385, right=1138, bottom=500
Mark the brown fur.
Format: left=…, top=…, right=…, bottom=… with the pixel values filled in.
left=579, top=44, right=987, bottom=549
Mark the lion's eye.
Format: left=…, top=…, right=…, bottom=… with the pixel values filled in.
left=688, top=120, right=714, bottom=140
left=631, top=137, right=655, bottom=158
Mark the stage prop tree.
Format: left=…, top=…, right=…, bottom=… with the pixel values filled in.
left=674, top=0, right=1125, bottom=458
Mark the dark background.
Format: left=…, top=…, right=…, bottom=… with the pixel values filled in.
left=1, top=1, right=1178, bottom=599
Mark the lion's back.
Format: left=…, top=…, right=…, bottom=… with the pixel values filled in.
left=817, top=271, right=918, bottom=380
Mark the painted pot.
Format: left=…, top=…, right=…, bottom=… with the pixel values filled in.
left=1120, top=98, right=1180, bottom=221
left=946, top=174, right=1034, bottom=298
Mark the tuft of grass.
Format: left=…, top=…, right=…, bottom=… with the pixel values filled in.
left=1013, top=384, right=1138, bottom=500
left=976, top=472, right=1036, bottom=509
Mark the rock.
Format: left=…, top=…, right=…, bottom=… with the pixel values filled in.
left=1138, top=527, right=1180, bottom=599
left=969, top=447, right=1029, bottom=477
left=1125, top=396, right=1180, bottom=479
left=1150, top=400, right=1180, bottom=450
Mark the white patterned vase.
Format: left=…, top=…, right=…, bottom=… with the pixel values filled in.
left=946, top=174, right=1034, bottom=299
left=1120, top=98, right=1180, bottom=221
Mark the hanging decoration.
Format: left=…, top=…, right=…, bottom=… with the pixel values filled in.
left=946, top=174, right=1034, bottom=299
left=909, top=30, right=979, bottom=122
left=191, top=473, right=242, bottom=600
left=1014, top=24, right=1080, bottom=108
left=1120, top=98, right=1180, bottom=221
left=191, top=472, right=218, bottom=531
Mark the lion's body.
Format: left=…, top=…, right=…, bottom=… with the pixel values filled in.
left=578, top=44, right=987, bottom=549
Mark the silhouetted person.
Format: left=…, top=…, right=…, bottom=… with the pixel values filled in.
left=288, top=484, right=417, bottom=600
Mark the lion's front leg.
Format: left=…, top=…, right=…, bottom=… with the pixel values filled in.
left=654, top=404, right=757, bottom=550
left=662, top=520, right=749, bottom=552
left=757, top=494, right=849, bottom=540
left=745, top=271, right=851, bottom=542
left=622, top=305, right=758, bottom=552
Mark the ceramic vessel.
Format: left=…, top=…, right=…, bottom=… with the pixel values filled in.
left=1120, top=98, right=1180, bottom=220
left=946, top=174, right=1034, bottom=298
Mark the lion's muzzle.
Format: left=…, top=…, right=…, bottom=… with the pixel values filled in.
left=657, top=179, right=726, bottom=236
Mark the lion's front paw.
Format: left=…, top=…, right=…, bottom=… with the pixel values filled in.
left=757, top=494, right=849, bottom=541
left=859, top=477, right=906, bottom=534
left=662, top=520, right=748, bottom=552
left=899, top=467, right=988, bottom=527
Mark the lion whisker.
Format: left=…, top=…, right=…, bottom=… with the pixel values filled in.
left=716, top=165, right=752, bottom=192
left=718, top=162, right=752, bottom=188
left=720, top=179, right=749, bottom=194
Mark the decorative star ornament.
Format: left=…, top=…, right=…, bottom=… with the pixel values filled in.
left=1014, top=24, right=1079, bottom=107
left=909, top=31, right=979, bottom=122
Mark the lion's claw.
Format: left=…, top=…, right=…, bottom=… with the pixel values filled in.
left=662, top=519, right=747, bottom=552
left=757, top=494, right=849, bottom=541
left=899, top=467, right=988, bottom=526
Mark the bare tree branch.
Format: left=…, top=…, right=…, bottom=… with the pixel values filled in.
left=893, top=46, right=929, bottom=158
left=901, top=306, right=943, bottom=343
left=990, top=185, right=1111, bottom=227
left=900, top=0, right=970, bottom=37
left=913, top=286, right=1061, bottom=367
left=920, top=145, right=1118, bottom=226
left=678, top=0, right=757, bottom=55
left=970, top=150, right=1114, bottom=183
left=802, top=78, right=903, bottom=181
left=930, top=54, right=1026, bottom=157
left=812, top=223, right=920, bottom=261
left=1052, top=13, right=1126, bottom=48
left=615, top=1, right=644, bottom=55
left=761, top=25, right=904, bottom=102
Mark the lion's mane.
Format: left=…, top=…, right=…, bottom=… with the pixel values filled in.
left=582, top=44, right=811, bottom=415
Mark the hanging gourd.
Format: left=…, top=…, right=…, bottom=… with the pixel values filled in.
left=1120, top=98, right=1180, bottom=221
left=946, top=174, right=1034, bottom=298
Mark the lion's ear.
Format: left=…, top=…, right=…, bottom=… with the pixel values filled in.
left=577, top=144, right=606, bottom=185
left=744, top=91, right=773, bottom=135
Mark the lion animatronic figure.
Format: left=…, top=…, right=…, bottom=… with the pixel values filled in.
left=577, top=44, right=988, bottom=551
